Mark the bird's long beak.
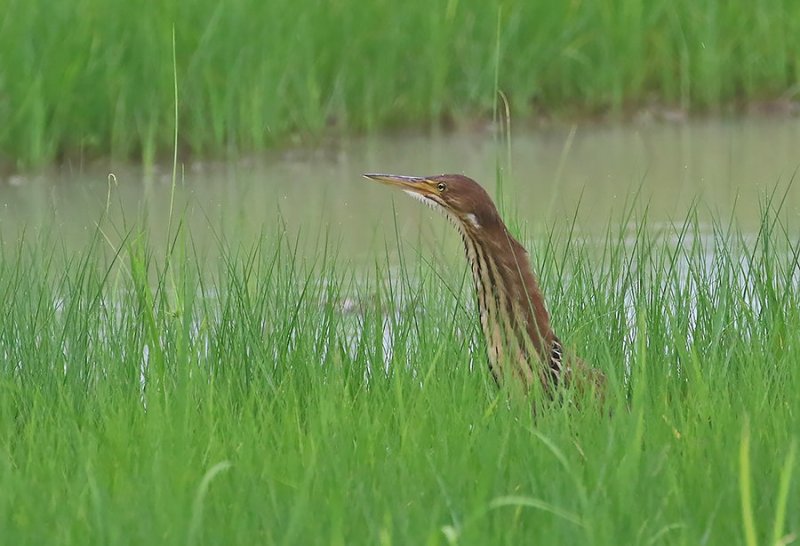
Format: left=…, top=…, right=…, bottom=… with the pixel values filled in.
left=362, top=173, right=434, bottom=197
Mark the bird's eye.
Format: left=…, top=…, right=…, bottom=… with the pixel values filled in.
left=437, top=182, right=447, bottom=192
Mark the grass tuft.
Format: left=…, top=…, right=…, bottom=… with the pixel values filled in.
left=2, top=0, right=800, bottom=167
left=0, top=186, right=799, bottom=543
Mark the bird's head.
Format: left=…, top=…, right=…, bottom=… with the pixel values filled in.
left=363, top=173, right=501, bottom=234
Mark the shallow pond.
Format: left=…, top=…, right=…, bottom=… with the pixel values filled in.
left=1, top=116, right=799, bottom=262
left=2, top=116, right=799, bottom=376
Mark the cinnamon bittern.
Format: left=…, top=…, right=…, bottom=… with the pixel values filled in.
left=364, top=173, right=604, bottom=397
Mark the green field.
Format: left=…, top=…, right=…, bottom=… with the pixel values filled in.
left=1, top=186, right=798, bottom=544
left=3, top=0, right=799, bottom=541
left=2, top=0, right=799, bottom=168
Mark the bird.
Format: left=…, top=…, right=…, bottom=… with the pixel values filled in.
left=363, top=173, right=605, bottom=398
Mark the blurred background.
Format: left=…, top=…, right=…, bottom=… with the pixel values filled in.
left=1, top=0, right=799, bottom=257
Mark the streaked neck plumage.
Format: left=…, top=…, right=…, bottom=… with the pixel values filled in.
left=452, top=203, right=560, bottom=390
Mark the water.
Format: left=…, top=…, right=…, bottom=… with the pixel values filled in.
left=1, top=116, right=799, bottom=262
left=3, top=116, right=798, bottom=376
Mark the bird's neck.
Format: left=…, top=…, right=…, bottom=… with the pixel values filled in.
left=460, top=224, right=554, bottom=374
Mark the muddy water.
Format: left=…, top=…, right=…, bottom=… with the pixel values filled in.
left=1, top=116, right=799, bottom=263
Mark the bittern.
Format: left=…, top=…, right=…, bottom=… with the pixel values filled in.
left=364, top=173, right=604, bottom=397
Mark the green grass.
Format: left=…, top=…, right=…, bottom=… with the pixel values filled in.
left=1, top=184, right=798, bottom=544
left=2, top=0, right=800, bottom=168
